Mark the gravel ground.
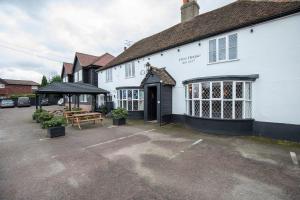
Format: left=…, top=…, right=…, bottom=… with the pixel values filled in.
left=0, top=106, right=299, bottom=200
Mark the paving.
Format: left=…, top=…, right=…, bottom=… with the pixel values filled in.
left=0, top=106, right=300, bottom=200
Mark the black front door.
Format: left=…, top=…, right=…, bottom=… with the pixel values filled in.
left=147, top=86, right=157, bottom=121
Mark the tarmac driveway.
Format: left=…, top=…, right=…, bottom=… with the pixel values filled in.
left=0, top=106, right=300, bottom=200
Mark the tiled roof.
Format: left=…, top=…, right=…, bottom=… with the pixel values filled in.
left=75, top=52, right=99, bottom=67
left=2, top=79, right=39, bottom=86
left=37, top=82, right=109, bottom=94
left=103, top=0, right=300, bottom=69
left=93, top=53, right=115, bottom=67
left=75, top=52, right=115, bottom=68
left=141, top=64, right=176, bottom=86
left=63, top=62, right=73, bottom=75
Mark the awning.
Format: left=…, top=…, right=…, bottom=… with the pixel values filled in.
left=36, top=82, right=109, bottom=95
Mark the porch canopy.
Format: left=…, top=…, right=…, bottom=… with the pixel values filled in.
left=35, top=82, right=109, bottom=111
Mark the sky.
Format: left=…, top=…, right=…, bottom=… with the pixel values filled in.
left=0, top=0, right=235, bottom=83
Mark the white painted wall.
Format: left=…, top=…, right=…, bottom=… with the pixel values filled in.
left=98, top=13, right=300, bottom=125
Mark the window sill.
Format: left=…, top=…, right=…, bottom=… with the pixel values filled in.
left=207, top=59, right=239, bottom=66
left=184, top=114, right=253, bottom=121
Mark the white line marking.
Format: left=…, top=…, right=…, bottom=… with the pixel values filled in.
left=169, top=138, right=203, bottom=160
left=191, top=139, right=203, bottom=147
left=84, top=129, right=155, bottom=150
left=290, top=152, right=298, bottom=165
left=107, top=125, right=117, bottom=129
left=39, top=138, right=50, bottom=141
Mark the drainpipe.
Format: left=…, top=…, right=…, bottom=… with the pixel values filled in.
left=159, top=82, right=162, bottom=126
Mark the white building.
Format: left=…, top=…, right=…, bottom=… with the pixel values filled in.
left=97, top=0, right=300, bottom=142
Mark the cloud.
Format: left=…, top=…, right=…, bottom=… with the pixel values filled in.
left=0, top=0, right=234, bottom=83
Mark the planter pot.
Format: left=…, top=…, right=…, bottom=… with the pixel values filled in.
left=113, top=118, right=126, bottom=126
left=47, top=126, right=65, bottom=138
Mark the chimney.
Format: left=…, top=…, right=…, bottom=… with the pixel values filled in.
left=181, top=0, right=200, bottom=22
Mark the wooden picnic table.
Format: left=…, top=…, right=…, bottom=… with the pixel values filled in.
left=72, top=112, right=103, bottom=129
left=64, top=110, right=89, bottom=124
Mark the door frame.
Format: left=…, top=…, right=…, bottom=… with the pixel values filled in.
left=144, top=83, right=161, bottom=123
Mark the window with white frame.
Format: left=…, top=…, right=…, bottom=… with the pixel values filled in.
left=0, top=84, right=5, bottom=88
left=74, top=72, right=78, bottom=82
left=80, top=94, right=88, bottom=103
left=31, top=86, right=38, bottom=90
left=209, top=33, right=238, bottom=63
left=78, top=70, right=82, bottom=81
left=117, top=89, right=144, bottom=111
left=185, top=81, right=252, bottom=119
left=125, top=62, right=135, bottom=78
left=106, top=68, right=112, bottom=82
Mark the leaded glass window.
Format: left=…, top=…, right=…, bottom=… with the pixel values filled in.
left=117, top=89, right=144, bottom=111
left=186, top=81, right=252, bottom=119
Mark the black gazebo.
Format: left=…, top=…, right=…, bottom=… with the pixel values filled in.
left=35, top=82, right=109, bottom=111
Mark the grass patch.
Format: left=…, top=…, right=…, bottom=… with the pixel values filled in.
left=244, top=136, right=300, bottom=148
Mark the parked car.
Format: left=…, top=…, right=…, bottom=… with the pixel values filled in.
left=41, top=98, right=49, bottom=106
left=17, top=97, right=31, bottom=107
left=0, top=99, right=15, bottom=108
left=57, top=98, right=64, bottom=106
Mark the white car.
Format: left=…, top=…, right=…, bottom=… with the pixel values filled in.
left=57, top=98, right=64, bottom=106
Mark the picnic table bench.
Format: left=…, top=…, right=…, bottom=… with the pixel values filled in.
left=64, top=110, right=89, bottom=124
left=72, top=112, right=103, bottom=129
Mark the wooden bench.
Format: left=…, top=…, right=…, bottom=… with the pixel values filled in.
left=72, top=113, right=103, bottom=129
left=63, top=110, right=89, bottom=124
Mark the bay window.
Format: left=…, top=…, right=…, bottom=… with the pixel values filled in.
left=117, top=89, right=144, bottom=111
left=185, top=81, right=252, bottom=119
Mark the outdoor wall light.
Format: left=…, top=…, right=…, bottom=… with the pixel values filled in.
left=177, top=49, right=180, bottom=52
left=198, top=42, right=201, bottom=46
left=250, top=28, right=254, bottom=33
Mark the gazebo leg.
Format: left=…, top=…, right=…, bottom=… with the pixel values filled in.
left=35, top=94, right=38, bottom=110
left=68, top=95, right=71, bottom=111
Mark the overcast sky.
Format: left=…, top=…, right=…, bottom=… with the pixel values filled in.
left=0, top=0, right=235, bottom=83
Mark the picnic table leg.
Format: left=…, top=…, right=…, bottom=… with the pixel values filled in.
left=76, top=118, right=81, bottom=130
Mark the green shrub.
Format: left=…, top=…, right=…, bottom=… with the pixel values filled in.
left=112, top=108, right=128, bottom=120
left=42, top=116, right=66, bottom=129
left=32, top=109, right=46, bottom=120
left=10, top=93, right=36, bottom=99
left=38, top=112, right=53, bottom=124
left=98, top=105, right=108, bottom=114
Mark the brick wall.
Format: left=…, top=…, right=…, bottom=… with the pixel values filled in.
left=0, top=85, right=34, bottom=97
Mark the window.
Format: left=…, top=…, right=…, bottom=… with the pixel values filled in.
left=209, top=33, right=238, bottom=63
left=218, top=37, right=226, bottom=61
left=125, top=62, right=135, bottom=78
left=31, top=86, right=38, bottom=90
left=78, top=70, right=82, bottom=81
left=0, top=84, right=5, bottom=88
left=74, top=72, right=79, bottom=82
left=209, top=39, right=217, bottom=63
left=117, top=89, right=144, bottom=111
left=80, top=95, right=88, bottom=103
left=106, top=69, right=112, bottom=82
left=185, top=81, right=252, bottom=119
left=229, top=34, right=238, bottom=60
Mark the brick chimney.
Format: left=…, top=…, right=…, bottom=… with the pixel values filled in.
left=181, top=0, right=200, bottom=22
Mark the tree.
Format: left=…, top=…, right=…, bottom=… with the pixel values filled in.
left=49, top=75, right=62, bottom=84
left=41, top=75, right=48, bottom=87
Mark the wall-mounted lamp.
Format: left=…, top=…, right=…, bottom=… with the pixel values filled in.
left=250, top=28, right=254, bottom=33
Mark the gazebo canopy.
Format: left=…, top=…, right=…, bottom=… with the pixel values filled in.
left=36, top=82, right=109, bottom=95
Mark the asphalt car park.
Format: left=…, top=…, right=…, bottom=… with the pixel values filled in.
left=0, top=106, right=299, bottom=200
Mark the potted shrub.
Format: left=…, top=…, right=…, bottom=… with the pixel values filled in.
left=112, top=108, right=128, bottom=126
left=32, top=109, right=45, bottom=120
left=98, top=105, right=108, bottom=115
left=43, top=116, right=66, bottom=138
left=38, top=112, right=53, bottom=126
